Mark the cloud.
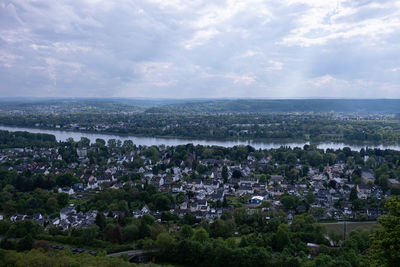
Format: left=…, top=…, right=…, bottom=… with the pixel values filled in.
left=184, top=28, right=219, bottom=50
left=280, top=0, right=400, bottom=47
left=0, top=0, right=399, bottom=98
left=266, top=60, right=283, bottom=71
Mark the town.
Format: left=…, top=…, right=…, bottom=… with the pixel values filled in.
left=2, top=134, right=398, bottom=232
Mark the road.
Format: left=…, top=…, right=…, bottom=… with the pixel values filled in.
left=106, top=249, right=159, bottom=258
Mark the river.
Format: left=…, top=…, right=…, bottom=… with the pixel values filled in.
left=2, top=125, right=400, bottom=151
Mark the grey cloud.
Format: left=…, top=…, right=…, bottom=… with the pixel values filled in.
left=0, top=0, right=399, bottom=98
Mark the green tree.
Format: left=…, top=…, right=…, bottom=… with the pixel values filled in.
left=222, top=166, right=228, bottom=183
left=155, top=232, right=175, bottom=254
left=106, top=224, right=123, bottom=244
left=280, top=194, right=299, bottom=210
left=349, top=187, right=358, bottom=201
left=78, top=137, right=90, bottom=147
left=377, top=174, right=390, bottom=192
left=150, top=223, right=166, bottom=240
left=192, top=227, right=209, bottom=243
left=366, top=157, right=377, bottom=169
left=305, top=192, right=315, bottom=204
left=123, top=224, right=139, bottom=242
left=57, top=193, right=69, bottom=207
left=95, top=212, right=106, bottom=230
left=179, top=225, right=194, bottom=240
left=275, top=224, right=290, bottom=251
left=17, top=234, right=34, bottom=251
left=370, top=196, right=400, bottom=266
left=210, top=219, right=234, bottom=238
left=153, top=194, right=172, bottom=211
left=2, top=200, right=16, bottom=216
left=82, top=225, right=99, bottom=245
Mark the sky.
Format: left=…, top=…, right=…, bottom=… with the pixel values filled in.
left=1, top=0, right=400, bottom=98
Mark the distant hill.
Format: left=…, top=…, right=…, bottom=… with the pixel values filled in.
left=145, top=99, right=400, bottom=114
left=2, top=98, right=400, bottom=114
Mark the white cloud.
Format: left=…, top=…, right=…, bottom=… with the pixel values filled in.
left=0, top=0, right=399, bottom=98
left=266, top=60, right=283, bottom=71
left=224, top=73, right=257, bottom=85
left=308, top=75, right=338, bottom=88
left=44, top=58, right=83, bottom=84
left=0, top=54, right=22, bottom=68
left=281, top=0, right=400, bottom=47
left=132, top=61, right=177, bottom=87
left=184, top=28, right=219, bottom=50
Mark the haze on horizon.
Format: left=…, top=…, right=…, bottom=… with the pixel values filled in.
left=1, top=0, right=400, bottom=99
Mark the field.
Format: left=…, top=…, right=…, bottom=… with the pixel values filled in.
left=322, top=221, right=380, bottom=237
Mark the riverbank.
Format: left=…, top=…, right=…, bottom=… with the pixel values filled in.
left=2, top=125, right=400, bottom=151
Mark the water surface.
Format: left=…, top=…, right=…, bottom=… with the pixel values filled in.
left=2, top=125, right=400, bottom=151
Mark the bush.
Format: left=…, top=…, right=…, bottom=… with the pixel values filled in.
left=33, top=240, right=52, bottom=252
left=36, top=233, right=53, bottom=241
left=17, top=235, right=34, bottom=251
left=123, top=224, right=139, bottom=242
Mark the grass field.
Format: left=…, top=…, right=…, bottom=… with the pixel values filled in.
left=322, top=221, right=380, bottom=237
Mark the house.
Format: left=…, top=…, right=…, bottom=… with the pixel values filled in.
left=270, top=175, right=284, bottom=185
left=10, top=214, right=25, bottom=222
left=203, top=180, right=220, bottom=190
left=240, top=177, right=258, bottom=185
left=272, top=187, right=284, bottom=198
left=195, top=200, right=208, bottom=210
left=287, top=213, right=293, bottom=224
left=361, top=171, right=375, bottom=184
left=96, top=174, right=113, bottom=184
left=307, top=243, right=320, bottom=254
left=58, top=187, right=75, bottom=195
left=357, top=184, right=372, bottom=199
left=60, top=206, right=76, bottom=220
left=341, top=201, right=353, bottom=216
left=141, top=205, right=150, bottom=214
left=149, top=177, right=164, bottom=187
left=237, top=183, right=254, bottom=195
left=172, top=185, right=184, bottom=193
left=76, top=148, right=88, bottom=159
left=209, top=189, right=225, bottom=202
left=188, top=179, right=203, bottom=189
left=389, top=179, right=400, bottom=189
left=133, top=205, right=151, bottom=218
left=251, top=196, right=264, bottom=204
left=179, top=202, right=188, bottom=210
left=87, top=179, right=98, bottom=190
left=367, top=208, right=382, bottom=219
left=73, top=183, right=85, bottom=192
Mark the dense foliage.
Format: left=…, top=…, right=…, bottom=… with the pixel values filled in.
left=0, top=130, right=56, bottom=149
left=0, top=249, right=159, bottom=267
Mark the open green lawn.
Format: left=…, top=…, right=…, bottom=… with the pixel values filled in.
left=322, top=221, right=380, bottom=237
left=226, top=196, right=243, bottom=208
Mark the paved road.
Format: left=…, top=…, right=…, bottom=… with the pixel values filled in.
left=321, top=221, right=377, bottom=225
left=107, top=249, right=159, bottom=258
